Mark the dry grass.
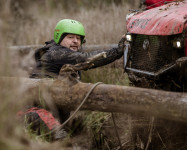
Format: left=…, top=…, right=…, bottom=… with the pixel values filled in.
left=2, top=1, right=185, bottom=150
left=0, top=1, right=134, bottom=149
left=9, top=2, right=130, bottom=46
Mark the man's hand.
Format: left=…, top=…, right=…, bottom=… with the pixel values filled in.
left=118, top=35, right=126, bottom=53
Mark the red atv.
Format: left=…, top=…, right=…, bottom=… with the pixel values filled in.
left=124, top=0, right=187, bottom=91
left=140, top=0, right=174, bottom=9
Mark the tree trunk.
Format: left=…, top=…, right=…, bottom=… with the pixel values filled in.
left=3, top=76, right=186, bottom=123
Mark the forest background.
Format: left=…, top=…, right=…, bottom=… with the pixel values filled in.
left=0, top=0, right=143, bottom=149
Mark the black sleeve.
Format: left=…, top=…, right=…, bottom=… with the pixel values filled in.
left=40, top=46, right=123, bottom=70
left=87, top=48, right=123, bottom=68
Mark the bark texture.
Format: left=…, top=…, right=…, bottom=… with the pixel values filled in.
left=2, top=75, right=186, bottom=123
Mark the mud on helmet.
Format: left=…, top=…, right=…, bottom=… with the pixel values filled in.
left=54, top=19, right=85, bottom=44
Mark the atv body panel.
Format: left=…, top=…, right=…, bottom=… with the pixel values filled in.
left=127, top=1, right=187, bottom=35
left=125, top=0, right=187, bottom=91
left=145, top=0, right=174, bottom=9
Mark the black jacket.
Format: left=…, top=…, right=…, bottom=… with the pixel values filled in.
left=30, top=40, right=123, bottom=78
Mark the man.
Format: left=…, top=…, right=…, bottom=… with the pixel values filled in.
left=31, top=19, right=125, bottom=78
left=25, top=19, right=125, bottom=140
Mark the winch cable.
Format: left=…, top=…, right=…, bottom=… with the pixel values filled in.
left=37, top=82, right=103, bottom=138
left=36, top=81, right=123, bottom=149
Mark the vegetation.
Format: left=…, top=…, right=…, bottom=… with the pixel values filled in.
left=0, top=0, right=133, bottom=149
left=0, top=0, right=185, bottom=150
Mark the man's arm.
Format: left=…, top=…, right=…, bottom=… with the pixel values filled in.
left=41, top=47, right=123, bottom=70
left=40, top=37, right=125, bottom=70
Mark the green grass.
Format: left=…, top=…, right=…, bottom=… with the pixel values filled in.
left=81, top=67, right=130, bottom=86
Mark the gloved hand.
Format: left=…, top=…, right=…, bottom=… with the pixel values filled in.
left=117, top=35, right=126, bottom=54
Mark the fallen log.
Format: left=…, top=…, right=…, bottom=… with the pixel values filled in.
left=2, top=75, right=186, bottom=123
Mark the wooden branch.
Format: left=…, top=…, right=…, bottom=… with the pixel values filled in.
left=59, top=52, right=107, bottom=74
left=2, top=76, right=186, bottom=123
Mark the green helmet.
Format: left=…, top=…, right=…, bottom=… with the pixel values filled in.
left=54, top=19, right=85, bottom=44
